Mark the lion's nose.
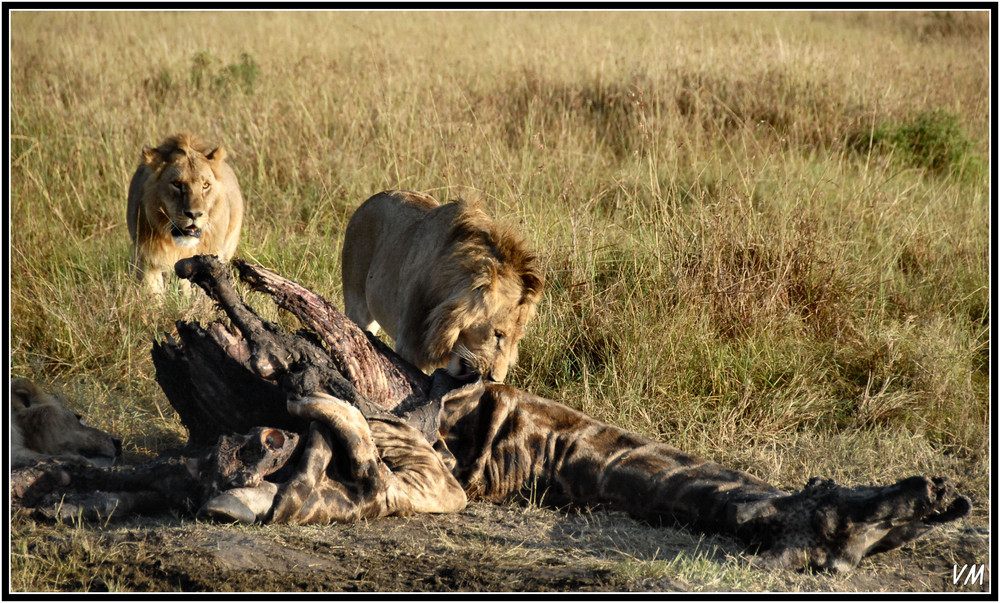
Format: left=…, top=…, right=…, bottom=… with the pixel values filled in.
left=184, top=210, right=204, bottom=220
left=112, top=437, right=123, bottom=456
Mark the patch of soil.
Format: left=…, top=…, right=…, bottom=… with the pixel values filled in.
left=10, top=500, right=989, bottom=593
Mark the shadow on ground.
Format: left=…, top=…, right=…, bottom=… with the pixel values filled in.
left=10, top=499, right=989, bottom=593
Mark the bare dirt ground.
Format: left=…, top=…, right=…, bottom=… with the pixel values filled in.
left=11, top=497, right=989, bottom=594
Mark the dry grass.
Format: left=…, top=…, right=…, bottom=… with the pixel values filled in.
left=8, top=10, right=991, bottom=592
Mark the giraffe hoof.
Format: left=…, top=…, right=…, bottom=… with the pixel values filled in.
left=198, top=492, right=258, bottom=524
left=198, top=482, right=279, bottom=524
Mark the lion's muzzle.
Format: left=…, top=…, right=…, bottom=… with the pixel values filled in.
left=446, top=352, right=491, bottom=382
left=171, top=223, right=202, bottom=240
left=170, top=222, right=203, bottom=248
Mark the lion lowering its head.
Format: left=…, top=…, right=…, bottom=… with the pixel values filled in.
left=11, top=378, right=122, bottom=469
left=342, top=190, right=544, bottom=382
left=126, top=132, right=244, bottom=293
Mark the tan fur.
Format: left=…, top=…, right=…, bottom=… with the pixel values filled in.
left=10, top=378, right=122, bottom=469
left=126, top=132, right=244, bottom=293
left=342, top=191, right=543, bottom=382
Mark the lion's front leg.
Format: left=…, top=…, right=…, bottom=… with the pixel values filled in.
left=133, top=259, right=166, bottom=295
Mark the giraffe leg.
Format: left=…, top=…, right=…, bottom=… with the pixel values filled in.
left=439, top=383, right=970, bottom=572
left=267, top=420, right=374, bottom=524
left=268, top=393, right=466, bottom=523
left=287, top=392, right=380, bottom=483
left=369, top=419, right=467, bottom=515
left=744, top=476, right=971, bottom=572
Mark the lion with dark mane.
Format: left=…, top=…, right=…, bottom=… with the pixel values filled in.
left=341, top=191, right=543, bottom=382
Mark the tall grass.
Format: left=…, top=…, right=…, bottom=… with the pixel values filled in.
left=9, top=10, right=990, bottom=499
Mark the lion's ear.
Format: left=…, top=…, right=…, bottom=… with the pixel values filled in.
left=141, top=145, right=161, bottom=168
left=205, top=145, right=227, bottom=164
left=11, top=378, right=41, bottom=410
left=520, top=267, right=544, bottom=304
left=469, top=265, right=497, bottom=293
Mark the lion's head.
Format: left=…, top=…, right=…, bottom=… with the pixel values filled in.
left=425, top=204, right=544, bottom=383
left=140, top=133, right=229, bottom=247
left=11, top=378, right=123, bottom=469
left=126, top=132, right=244, bottom=293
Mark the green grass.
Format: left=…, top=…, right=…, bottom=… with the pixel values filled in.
left=9, top=10, right=991, bottom=591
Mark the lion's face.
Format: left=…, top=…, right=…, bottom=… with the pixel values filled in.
left=143, top=144, right=227, bottom=248
left=12, top=378, right=122, bottom=468
left=445, top=307, right=535, bottom=383
left=435, top=269, right=541, bottom=383
left=17, top=405, right=123, bottom=467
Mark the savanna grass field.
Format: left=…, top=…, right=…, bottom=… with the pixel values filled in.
left=8, top=10, right=993, bottom=593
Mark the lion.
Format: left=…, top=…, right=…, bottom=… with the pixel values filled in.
left=126, top=132, right=244, bottom=293
left=11, top=378, right=122, bottom=469
left=341, top=190, right=544, bottom=382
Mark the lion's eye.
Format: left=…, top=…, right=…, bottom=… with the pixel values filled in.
left=202, top=182, right=211, bottom=190
left=495, top=331, right=505, bottom=342
left=172, top=181, right=183, bottom=190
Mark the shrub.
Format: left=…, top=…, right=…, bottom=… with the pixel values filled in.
left=891, top=110, right=973, bottom=172
left=215, top=52, right=260, bottom=94
left=186, top=50, right=259, bottom=94
left=848, top=110, right=977, bottom=175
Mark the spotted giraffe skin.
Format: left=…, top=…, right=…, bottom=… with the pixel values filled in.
left=201, top=392, right=466, bottom=524
left=200, top=377, right=969, bottom=571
